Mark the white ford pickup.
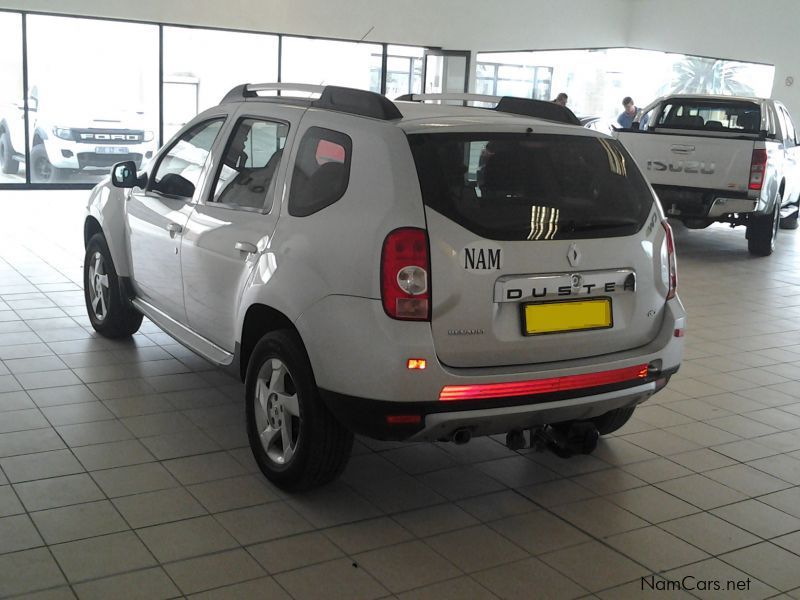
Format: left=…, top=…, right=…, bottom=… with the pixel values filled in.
left=617, top=94, right=800, bottom=256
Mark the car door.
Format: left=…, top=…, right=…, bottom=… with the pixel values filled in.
left=126, top=116, right=226, bottom=321
left=180, top=105, right=300, bottom=350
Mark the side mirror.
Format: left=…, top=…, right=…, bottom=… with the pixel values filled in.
left=631, top=122, right=640, bottom=131
left=111, top=161, right=146, bottom=189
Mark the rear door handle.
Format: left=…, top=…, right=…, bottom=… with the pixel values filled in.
left=166, top=222, right=183, bottom=235
left=235, top=241, right=258, bottom=254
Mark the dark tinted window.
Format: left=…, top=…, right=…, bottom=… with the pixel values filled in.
left=288, top=127, right=352, bottom=217
left=210, top=118, right=288, bottom=211
left=656, top=100, right=761, bottom=133
left=409, top=132, right=652, bottom=241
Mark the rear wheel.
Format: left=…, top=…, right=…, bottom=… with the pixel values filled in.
left=591, top=406, right=635, bottom=435
left=747, top=200, right=780, bottom=257
left=0, top=132, right=19, bottom=175
left=246, top=330, right=353, bottom=491
left=83, top=233, right=143, bottom=337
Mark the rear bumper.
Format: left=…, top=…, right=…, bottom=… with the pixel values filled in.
left=655, top=185, right=760, bottom=219
left=320, top=369, right=675, bottom=441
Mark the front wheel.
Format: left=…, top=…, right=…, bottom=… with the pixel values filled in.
left=0, top=132, right=20, bottom=175
left=246, top=330, right=353, bottom=491
left=747, top=201, right=780, bottom=257
left=83, top=233, right=143, bottom=337
left=30, top=144, right=65, bottom=183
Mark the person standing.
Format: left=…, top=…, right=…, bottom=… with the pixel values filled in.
left=617, top=96, right=638, bottom=128
left=552, top=93, right=568, bottom=107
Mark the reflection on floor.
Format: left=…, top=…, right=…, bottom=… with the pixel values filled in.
left=2, top=190, right=800, bottom=598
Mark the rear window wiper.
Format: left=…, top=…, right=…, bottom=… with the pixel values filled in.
left=561, top=219, right=640, bottom=232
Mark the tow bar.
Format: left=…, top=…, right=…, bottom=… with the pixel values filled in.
left=505, top=422, right=600, bottom=458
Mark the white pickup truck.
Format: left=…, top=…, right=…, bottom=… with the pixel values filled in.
left=617, top=94, right=800, bottom=256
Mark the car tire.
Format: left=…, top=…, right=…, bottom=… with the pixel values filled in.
left=780, top=204, right=799, bottom=230
left=591, top=406, right=635, bottom=435
left=245, top=329, right=353, bottom=491
left=747, top=200, right=780, bottom=257
left=83, top=233, right=143, bottom=338
left=30, top=144, right=64, bottom=183
left=0, top=132, right=19, bottom=175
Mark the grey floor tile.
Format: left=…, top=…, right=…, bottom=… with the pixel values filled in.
left=605, top=526, right=709, bottom=571
left=324, top=517, right=414, bottom=554
left=0, top=548, right=67, bottom=597
left=137, top=515, right=238, bottom=562
left=0, top=513, right=44, bottom=553
left=187, top=474, right=278, bottom=513
left=665, top=557, right=778, bottom=599
left=31, top=499, right=129, bottom=544
left=0, top=408, right=49, bottom=433
left=73, top=566, right=182, bottom=600
left=0, top=485, right=24, bottom=517
left=474, top=556, right=587, bottom=599
left=426, top=525, right=528, bottom=573
left=90, top=462, right=179, bottom=498
left=216, top=501, right=313, bottom=545
left=275, top=557, right=388, bottom=600
left=287, top=483, right=382, bottom=528
left=712, top=499, right=800, bottom=538
left=0, top=427, right=65, bottom=458
left=394, top=503, right=478, bottom=537
left=73, top=439, right=155, bottom=471
left=28, top=384, right=98, bottom=407
left=660, top=511, right=761, bottom=555
left=551, top=497, right=649, bottom=537
left=0, top=390, right=35, bottom=412
left=164, top=548, right=266, bottom=596
left=50, top=530, right=156, bottom=582
left=40, top=401, right=115, bottom=426
left=721, top=542, right=800, bottom=592
left=249, top=531, right=344, bottom=574
left=139, top=429, right=221, bottom=460
left=16, top=370, right=82, bottom=390
left=162, top=451, right=246, bottom=485
left=0, top=449, right=84, bottom=482
left=56, top=420, right=133, bottom=447
left=112, top=487, right=206, bottom=528
left=186, top=576, right=290, bottom=600
left=489, top=510, right=590, bottom=555
left=14, top=473, right=104, bottom=511
left=539, top=540, right=648, bottom=592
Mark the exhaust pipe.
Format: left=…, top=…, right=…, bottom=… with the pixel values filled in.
left=451, top=428, right=472, bottom=445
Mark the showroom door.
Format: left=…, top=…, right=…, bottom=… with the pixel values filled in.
left=127, top=117, right=225, bottom=322
left=423, top=50, right=470, bottom=99
left=181, top=113, right=294, bottom=351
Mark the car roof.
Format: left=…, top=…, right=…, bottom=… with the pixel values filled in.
left=656, top=93, right=766, bottom=103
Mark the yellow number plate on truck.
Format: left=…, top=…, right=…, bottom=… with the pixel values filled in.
left=523, top=298, right=612, bottom=335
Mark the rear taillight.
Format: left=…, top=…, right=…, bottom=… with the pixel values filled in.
left=381, top=228, right=430, bottom=321
left=662, top=220, right=677, bottom=300
left=749, top=148, right=768, bottom=191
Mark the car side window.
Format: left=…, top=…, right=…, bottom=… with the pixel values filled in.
left=209, top=118, right=288, bottom=211
left=781, top=108, right=796, bottom=147
left=149, top=118, right=224, bottom=199
left=288, top=127, right=352, bottom=217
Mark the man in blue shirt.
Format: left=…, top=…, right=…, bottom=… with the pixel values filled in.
left=617, top=96, right=638, bottom=128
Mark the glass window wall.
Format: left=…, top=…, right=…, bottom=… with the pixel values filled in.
left=0, top=12, right=25, bottom=183
left=163, top=27, right=278, bottom=141
left=26, top=15, right=159, bottom=184
left=281, top=37, right=382, bottom=94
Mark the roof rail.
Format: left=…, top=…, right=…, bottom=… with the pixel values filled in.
left=396, top=92, right=581, bottom=126
left=220, top=83, right=403, bottom=121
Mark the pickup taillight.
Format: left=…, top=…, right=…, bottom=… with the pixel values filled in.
left=662, top=221, right=677, bottom=300
left=749, top=148, right=768, bottom=191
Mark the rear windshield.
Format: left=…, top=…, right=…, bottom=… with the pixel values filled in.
left=656, top=100, right=761, bottom=134
left=408, top=132, right=653, bottom=241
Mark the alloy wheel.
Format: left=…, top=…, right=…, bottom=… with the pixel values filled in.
left=254, top=358, right=301, bottom=464
left=87, top=251, right=110, bottom=321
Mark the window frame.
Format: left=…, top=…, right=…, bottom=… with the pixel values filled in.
left=204, top=115, right=291, bottom=214
left=146, top=116, right=226, bottom=201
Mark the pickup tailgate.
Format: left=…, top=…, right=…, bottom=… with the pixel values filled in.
left=617, top=131, right=756, bottom=194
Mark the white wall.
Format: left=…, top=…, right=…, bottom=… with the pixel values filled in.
left=628, top=0, right=800, bottom=116
left=0, top=0, right=631, bottom=51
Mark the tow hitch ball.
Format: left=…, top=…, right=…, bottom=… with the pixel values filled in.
left=506, top=422, right=600, bottom=458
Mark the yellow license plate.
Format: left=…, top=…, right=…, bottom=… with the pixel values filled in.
left=523, top=298, right=612, bottom=336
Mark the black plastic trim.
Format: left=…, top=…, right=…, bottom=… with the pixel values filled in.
left=495, top=96, right=582, bottom=125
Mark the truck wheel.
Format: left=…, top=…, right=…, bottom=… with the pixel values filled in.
left=246, top=330, right=353, bottom=491
left=780, top=204, right=799, bottom=230
left=747, top=201, right=780, bottom=257
left=30, top=144, right=64, bottom=183
left=591, top=406, right=635, bottom=435
left=83, top=233, right=143, bottom=338
left=0, top=133, right=19, bottom=175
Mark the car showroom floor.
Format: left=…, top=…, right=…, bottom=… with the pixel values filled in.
left=1, top=192, right=800, bottom=599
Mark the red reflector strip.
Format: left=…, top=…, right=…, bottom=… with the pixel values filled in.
left=386, top=414, right=422, bottom=425
left=439, top=364, right=649, bottom=402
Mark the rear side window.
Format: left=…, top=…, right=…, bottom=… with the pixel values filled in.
left=409, top=132, right=653, bottom=241
left=288, top=127, right=352, bottom=217
left=656, top=100, right=761, bottom=133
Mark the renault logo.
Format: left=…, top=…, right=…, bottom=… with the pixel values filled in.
left=567, top=242, right=581, bottom=267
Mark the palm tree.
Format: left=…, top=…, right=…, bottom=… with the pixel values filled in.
left=666, top=57, right=755, bottom=96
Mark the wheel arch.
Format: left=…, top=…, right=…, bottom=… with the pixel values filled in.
left=238, top=303, right=303, bottom=382
left=84, top=216, right=103, bottom=248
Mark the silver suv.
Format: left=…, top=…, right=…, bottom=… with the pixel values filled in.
left=83, top=84, right=686, bottom=490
